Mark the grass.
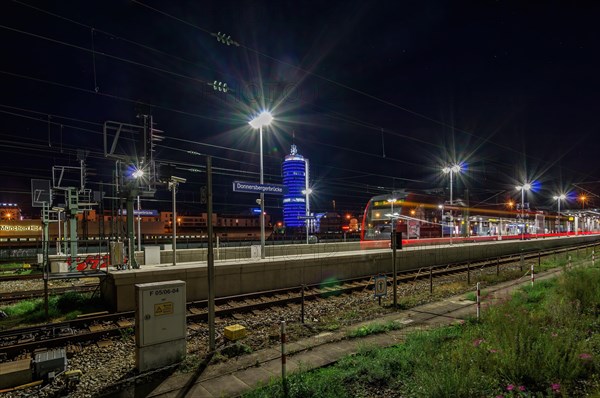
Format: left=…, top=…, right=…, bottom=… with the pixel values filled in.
left=0, top=292, right=106, bottom=327
left=243, top=263, right=600, bottom=398
left=347, top=320, right=403, bottom=338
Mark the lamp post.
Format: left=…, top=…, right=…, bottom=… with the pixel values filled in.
left=302, top=188, right=313, bottom=244
left=169, top=176, right=186, bottom=266
left=553, top=194, right=566, bottom=233
left=387, top=197, right=399, bottom=308
left=442, top=164, right=461, bottom=242
left=516, top=183, right=531, bottom=239
left=249, top=111, right=274, bottom=260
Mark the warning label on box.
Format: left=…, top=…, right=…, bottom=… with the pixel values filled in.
left=154, top=302, right=174, bottom=316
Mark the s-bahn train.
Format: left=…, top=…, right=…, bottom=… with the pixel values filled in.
left=360, top=193, right=600, bottom=249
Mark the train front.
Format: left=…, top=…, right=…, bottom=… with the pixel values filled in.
left=360, top=195, right=403, bottom=249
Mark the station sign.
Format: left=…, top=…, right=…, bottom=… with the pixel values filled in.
left=232, top=181, right=285, bottom=195
left=297, top=215, right=317, bottom=220
left=119, top=209, right=159, bottom=216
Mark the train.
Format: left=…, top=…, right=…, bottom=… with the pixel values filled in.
left=360, top=193, right=600, bottom=249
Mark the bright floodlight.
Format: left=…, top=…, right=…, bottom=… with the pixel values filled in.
left=249, top=111, right=273, bottom=129
left=516, top=183, right=532, bottom=191
left=132, top=168, right=144, bottom=179
left=387, top=198, right=397, bottom=203
left=442, top=164, right=461, bottom=174
left=553, top=194, right=566, bottom=200
left=302, top=188, right=313, bottom=195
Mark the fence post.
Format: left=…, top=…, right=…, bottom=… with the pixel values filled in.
left=520, top=250, right=524, bottom=272
left=301, top=285, right=305, bottom=324
left=531, top=264, right=534, bottom=286
left=467, top=262, right=471, bottom=285
left=281, top=320, right=287, bottom=396
left=429, top=267, right=433, bottom=295
left=496, top=257, right=499, bottom=276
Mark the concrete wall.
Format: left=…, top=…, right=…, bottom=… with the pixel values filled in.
left=102, top=235, right=600, bottom=312
left=153, top=241, right=362, bottom=264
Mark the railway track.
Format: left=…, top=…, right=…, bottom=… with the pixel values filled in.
left=0, top=285, right=100, bottom=303
left=0, top=242, right=594, bottom=360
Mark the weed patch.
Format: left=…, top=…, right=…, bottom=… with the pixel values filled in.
left=243, top=266, right=600, bottom=397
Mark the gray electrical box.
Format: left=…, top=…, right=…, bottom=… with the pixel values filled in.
left=136, top=281, right=186, bottom=346
left=34, top=348, right=67, bottom=379
left=135, top=281, right=187, bottom=372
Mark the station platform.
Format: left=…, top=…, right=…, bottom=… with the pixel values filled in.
left=144, top=266, right=565, bottom=397
left=101, top=235, right=597, bottom=311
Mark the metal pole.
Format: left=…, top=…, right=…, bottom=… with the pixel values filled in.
left=467, top=262, right=471, bottom=285
left=521, top=188, right=525, bottom=239
left=207, top=156, right=215, bottom=351
left=392, top=228, right=397, bottom=307
left=137, top=196, right=141, bottom=251
left=531, top=264, right=534, bottom=286
left=429, top=267, right=433, bottom=294
left=476, top=282, right=480, bottom=319
left=306, top=219, right=309, bottom=245
left=449, top=171, right=453, bottom=243
left=301, top=285, right=305, bottom=324
left=57, top=210, right=62, bottom=255
left=557, top=199, right=560, bottom=233
left=172, top=182, right=177, bottom=266
left=496, top=257, right=499, bottom=275
left=281, top=320, right=287, bottom=396
left=520, top=249, right=524, bottom=271
left=305, top=158, right=310, bottom=245
left=259, top=126, right=265, bottom=259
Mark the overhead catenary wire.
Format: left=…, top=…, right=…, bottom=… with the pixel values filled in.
left=2, top=2, right=598, bottom=210
left=8, top=0, right=579, bottom=175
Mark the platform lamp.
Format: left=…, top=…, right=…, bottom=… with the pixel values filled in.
left=516, top=183, right=531, bottom=239
left=302, top=188, right=313, bottom=244
left=168, top=176, right=186, bottom=266
left=387, top=197, right=399, bottom=308
left=249, top=111, right=274, bottom=259
left=553, top=194, right=566, bottom=233
left=442, top=164, right=462, bottom=242
left=132, top=166, right=144, bottom=253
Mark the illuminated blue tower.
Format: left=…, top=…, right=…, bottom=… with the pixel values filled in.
left=282, top=145, right=308, bottom=228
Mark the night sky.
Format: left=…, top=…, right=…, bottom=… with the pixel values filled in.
left=1, top=0, right=599, bottom=219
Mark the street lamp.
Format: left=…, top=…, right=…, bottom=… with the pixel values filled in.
left=249, top=111, right=273, bottom=259
left=579, top=195, right=587, bottom=209
left=169, top=176, right=186, bottom=266
left=387, top=197, right=399, bottom=308
left=553, top=194, right=566, bottom=233
left=302, top=188, right=313, bottom=244
left=442, top=164, right=461, bottom=241
left=132, top=168, right=145, bottom=252
left=516, top=183, right=532, bottom=239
